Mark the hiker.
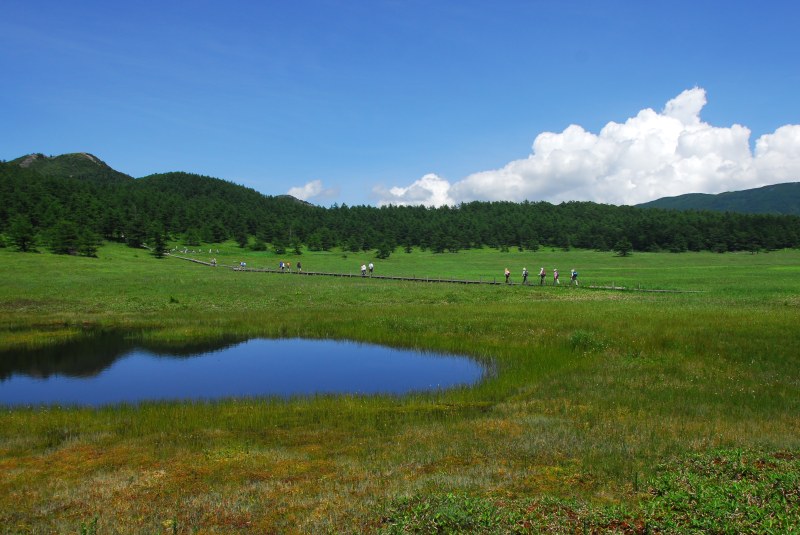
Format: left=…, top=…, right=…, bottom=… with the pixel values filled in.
left=297, top=261, right=302, bottom=273
left=570, top=269, right=579, bottom=286
left=539, top=267, right=546, bottom=285
left=504, top=267, right=511, bottom=284
left=279, top=261, right=285, bottom=272
left=522, top=267, right=529, bottom=285
left=553, top=268, right=560, bottom=285
left=361, top=264, right=367, bottom=277
left=368, top=262, right=374, bottom=276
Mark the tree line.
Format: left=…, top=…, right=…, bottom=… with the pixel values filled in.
left=2, top=161, right=799, bottom=257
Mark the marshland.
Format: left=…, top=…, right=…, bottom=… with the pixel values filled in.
left=1, top=243, right=798, bottom=532
left=6, top=1, right=800, bottom=531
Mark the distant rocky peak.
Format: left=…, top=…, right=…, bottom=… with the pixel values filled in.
left=17, top=152, right=104, bottom=168
left=78, top=152, right=101, bottom=165
left=18, top=153, right=45, bottom=168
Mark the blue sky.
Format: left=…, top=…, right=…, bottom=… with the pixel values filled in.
left=2, top=0, right=799, bottom=206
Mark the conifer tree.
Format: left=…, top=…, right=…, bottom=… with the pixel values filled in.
left=9, top=215, right=36, bottom=252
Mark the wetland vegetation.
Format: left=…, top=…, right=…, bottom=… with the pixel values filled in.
left=1, top=242, right=799, bottom=532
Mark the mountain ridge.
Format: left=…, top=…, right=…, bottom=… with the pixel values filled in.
left=10, top=152, right=134, bottom=185
left=10, top=152, right=799, bottom=214
left=3, top=151, right=799, bottom=256
left=637, top=182, right=800, bottom=215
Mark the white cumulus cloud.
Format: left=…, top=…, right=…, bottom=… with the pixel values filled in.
left=287, top=180, right=338, bottom=202
left=375, top=88, right=800, bottom=206
left=374, top=173, right=455, bottom=207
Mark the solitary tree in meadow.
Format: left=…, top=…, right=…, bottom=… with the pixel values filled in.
left=614, top=237, right=633, bottom=257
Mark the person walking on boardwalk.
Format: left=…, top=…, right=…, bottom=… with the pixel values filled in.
left=297, top=261, right=302, bottom=273
left=570, top=268, right=578, bottom=286
left=504, top=267, right=511, bottom=284
left=553, top=268, right=560, bottom=285
left=539, top=267, right=546, bottom=285
left=522, top=267, right=529, bottom=285
left=368, top=262, right=374, bottom=276
left=361, top=264, right=367, bottom=277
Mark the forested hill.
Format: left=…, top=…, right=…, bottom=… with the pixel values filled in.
left=9, top=153, right=134, bottom=185
left=637, top=182, right=800, bottom=215
left=2, top=153, right=800, bottom=257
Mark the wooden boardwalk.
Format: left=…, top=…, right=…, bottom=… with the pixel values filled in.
left=171, top=254, right=509, bottom=284
left=167, top=254, right=703, bottom=293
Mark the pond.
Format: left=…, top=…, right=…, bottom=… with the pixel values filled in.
left=0, top=334, right=487, bottom=407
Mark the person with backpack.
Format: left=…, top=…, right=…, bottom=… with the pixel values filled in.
left=539, top=267, right=546, bottom=285
left=504, top=268, right=511, bottom=284
left=570, top=268, right=578, bottom=286
left=553, top=268, right=560, bottom=285
left=522, top=267, right=529, bottom=285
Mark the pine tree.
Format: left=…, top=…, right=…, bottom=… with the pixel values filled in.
left=9, top=215, right=36, bottom=252
left=150, top=224, right=167, bottom=258
left=48, top=219, right=79, bottom=255
left=614, top=237, right=633, bottom=257
left=376, top=242, right=393, bottom=259
left=77, top=229, right=102, bottom=257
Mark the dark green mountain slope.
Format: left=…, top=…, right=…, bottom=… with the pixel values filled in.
left=3, top=153, right=800, bottom=255
left=131, top=171, right=324, bottom=245
left=637, top=183, right=800, bottom=215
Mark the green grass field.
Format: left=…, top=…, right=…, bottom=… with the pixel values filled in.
left=1, top=243, right=799, bottom=533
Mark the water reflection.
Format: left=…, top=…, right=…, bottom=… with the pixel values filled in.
left=0, top=334, right=485, bottom=407
left=0, top=333, right=246, bottom=381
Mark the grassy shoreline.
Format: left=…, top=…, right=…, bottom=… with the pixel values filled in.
left=1, top=244, right=799, bottom=532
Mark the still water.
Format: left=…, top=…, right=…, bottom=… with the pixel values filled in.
left=0, top=335, right=485, bottom=407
